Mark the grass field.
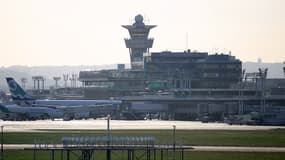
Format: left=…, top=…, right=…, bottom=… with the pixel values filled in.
left=3, top=150, right=285, bottom=160
left=3, top=129, right=285, bottom=160
left=3, top=129, right=285, bottom=147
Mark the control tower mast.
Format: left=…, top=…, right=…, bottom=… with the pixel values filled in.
left=122, top=14, right=156, bottom=70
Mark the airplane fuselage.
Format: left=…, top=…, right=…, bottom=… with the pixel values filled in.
left=31, top=99, right=122, bottom=107
left=1, top=104, right=64, bottom=120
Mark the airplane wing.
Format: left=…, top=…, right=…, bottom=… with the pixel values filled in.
left=54, top=104, right=114, bottom=109
left=29, top=103, right=115, bottom=111
left=30, top=104, right=58, bottom=109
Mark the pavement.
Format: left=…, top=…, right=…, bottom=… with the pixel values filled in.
left=1, top=120, right=284, bottom=132
left=190, top=146, right=285, bottom=152
left=3, top=144, right=285, bottom=152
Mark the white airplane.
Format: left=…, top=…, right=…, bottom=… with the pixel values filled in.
left=6, top=77, right=121, bottom=107
left=0, top=103, right=63, bottom=120
left=5, top=77, right=121, bottom=120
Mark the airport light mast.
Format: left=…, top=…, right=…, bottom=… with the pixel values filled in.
left=53, top=77, right=61, bottom=88
left=122, top=14, right=156, bottom=70
left=21, top=77, right=27, bottom=90
left=106, top=115, right=111, bottom=160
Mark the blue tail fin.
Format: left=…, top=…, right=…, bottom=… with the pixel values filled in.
left=6, top=77, right=34, bottom=101
left=0, top=104, right=10, bottom=113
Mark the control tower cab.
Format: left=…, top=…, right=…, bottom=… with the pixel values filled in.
left=122, top=14, right=156, bottom=70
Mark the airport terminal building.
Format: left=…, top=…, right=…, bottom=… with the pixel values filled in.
left=79, top=15, right=242, bottom=99
left=78, top=15, right=285, bottom=124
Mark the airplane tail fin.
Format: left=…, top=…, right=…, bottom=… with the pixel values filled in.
left=0, top=104, right=10, bottom=113
left=6, top=77, right=34, bottom=102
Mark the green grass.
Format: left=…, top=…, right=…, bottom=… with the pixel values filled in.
left=3, top=129, right=285, bottom=160
left=3, top=129, right=285, bottom=147
left=3, top=150, right=285, bottom=160
left=186, top=151, right=285, bottom=160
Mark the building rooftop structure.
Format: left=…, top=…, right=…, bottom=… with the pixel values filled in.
left=145, top=50, right=241, bottom=89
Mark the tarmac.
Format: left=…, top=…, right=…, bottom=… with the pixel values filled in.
left=3, top=144, right=285, bottom=152
left=1, top=119, right=284, bottom=132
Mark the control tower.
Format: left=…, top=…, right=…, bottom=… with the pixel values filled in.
left=122, top=14, right=156, bottom=70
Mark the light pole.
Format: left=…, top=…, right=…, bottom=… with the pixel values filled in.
left=1, top=126, right=3, bottom=160
left=106, top=115, right=111, bottom=160
left=173, top=125, right=176, bottom=160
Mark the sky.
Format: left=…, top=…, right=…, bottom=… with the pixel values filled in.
left=0, top=0, right=284, bottom=67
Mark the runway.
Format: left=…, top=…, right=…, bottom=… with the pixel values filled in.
left=1, top=119, right=284, bottom=132
left=3, top=144, right=285, bottom=152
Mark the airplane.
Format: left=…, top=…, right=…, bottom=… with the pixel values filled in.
left=6, top=77, right=122, bottom=108
left=0, top=103, right=64, bottom=121
left=5, top=77, right=122, bottom=120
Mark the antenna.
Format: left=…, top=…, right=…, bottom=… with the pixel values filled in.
left=223, top=48, right=227, bottom=54
left=143, top=13, right=150, bottom=24
left=186, top=32, right=189, bottom=51
left=128, top=18, right=133, bottom=25
left=283, top=62, right=285, bottom=78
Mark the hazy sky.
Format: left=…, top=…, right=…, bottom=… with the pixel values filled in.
left=0, top=0, right=284, bottom=67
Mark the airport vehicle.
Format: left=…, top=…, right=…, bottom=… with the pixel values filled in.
left=6, top=77, right=121, bottom=107
left=0, top=103, right=63, bottom=120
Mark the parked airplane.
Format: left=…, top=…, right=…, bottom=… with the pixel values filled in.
left=0, top=103, right=63, bottom=121
left=5, top=77, right=121, bottom=120
left=6, top=77, right=121, bottom=107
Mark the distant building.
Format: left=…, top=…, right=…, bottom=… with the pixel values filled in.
left=79, top=69, right=145, bottom=99
left=79, top=15, right=242, bottom=99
